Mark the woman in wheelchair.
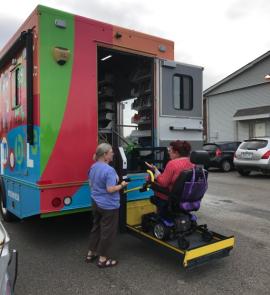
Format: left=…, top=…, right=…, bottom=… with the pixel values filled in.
left=144, top=144, right=209, bottom=246
left=145, top=140, right=194, bottom=217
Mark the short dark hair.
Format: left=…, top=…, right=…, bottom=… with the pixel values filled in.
left=169, top=140, right=191, bottom=156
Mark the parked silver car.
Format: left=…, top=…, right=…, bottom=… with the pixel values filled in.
left=234, top=137, right=270, bottom=176
left=0, top=222, right=17, bottom=295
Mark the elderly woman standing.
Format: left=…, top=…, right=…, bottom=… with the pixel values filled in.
left=85, top=143, right=128, bottom=268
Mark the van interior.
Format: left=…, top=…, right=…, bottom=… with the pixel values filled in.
left=98, top=47, right=168, bottom=172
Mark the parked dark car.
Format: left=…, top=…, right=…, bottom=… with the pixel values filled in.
left=202, top=142, right=241, bottom=172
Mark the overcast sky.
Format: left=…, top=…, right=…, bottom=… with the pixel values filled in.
left=1, top=0, right=270, bottom=89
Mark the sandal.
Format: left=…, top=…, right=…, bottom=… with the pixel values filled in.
left=97, top=258, right=118, bottom=268
left=85, top=253, right=98, bottom=263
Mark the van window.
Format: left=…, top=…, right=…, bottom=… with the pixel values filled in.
left=11, top=66, right=22, bottom=109
left=173, top=75, right=193, bottom=110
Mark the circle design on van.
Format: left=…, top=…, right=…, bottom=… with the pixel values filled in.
left=9, top=151, right=15, bottom=169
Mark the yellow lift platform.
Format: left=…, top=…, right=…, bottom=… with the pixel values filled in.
left=123, top=199, right=235, bottom=268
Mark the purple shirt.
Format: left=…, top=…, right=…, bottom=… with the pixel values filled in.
left=88, top=161, right=120, bottom=209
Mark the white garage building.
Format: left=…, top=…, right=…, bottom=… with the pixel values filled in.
left=204, top=51, right=270, bottom=142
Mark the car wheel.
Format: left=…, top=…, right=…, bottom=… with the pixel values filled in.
left=237, top=169, right=251, bottom=176
left=153, top=222, right=170, bottom=240
left=221, top=160, right=232, bottom=172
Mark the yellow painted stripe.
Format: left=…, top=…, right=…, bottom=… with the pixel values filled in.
left=183, top=237, right=235, bottom=267
left=126, top=225, right=185, bottom=254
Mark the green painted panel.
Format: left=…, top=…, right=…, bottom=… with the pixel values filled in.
left=39, top=5, right=74, bottom=174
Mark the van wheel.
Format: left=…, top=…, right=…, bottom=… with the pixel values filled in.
left=0, top=185, right=17, bottom=222
left=237, top=169, right=251, bottom=176
left=221, top=160, right=232, bottom=172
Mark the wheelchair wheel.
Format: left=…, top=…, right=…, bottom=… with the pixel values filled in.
left=202, top=230, right=213, bottom=242
left=153, top=222, right=170, bottom=240
left=177, top=237, right=190, bottom=250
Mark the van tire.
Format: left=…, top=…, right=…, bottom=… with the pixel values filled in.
left=0, top=180, right=17, bottom=222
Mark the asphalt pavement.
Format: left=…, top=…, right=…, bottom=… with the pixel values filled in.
left=4, top=171, right=270, bottom=295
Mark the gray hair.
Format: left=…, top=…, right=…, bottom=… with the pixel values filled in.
left=94, top=143, right=112, bottom=160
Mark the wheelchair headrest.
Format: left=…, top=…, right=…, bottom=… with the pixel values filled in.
left=190, top=150, right=210, bottom=165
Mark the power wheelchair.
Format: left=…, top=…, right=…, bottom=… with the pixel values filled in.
left=141, top=150, right=213, bottom=250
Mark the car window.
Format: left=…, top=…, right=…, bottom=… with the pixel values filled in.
left=203, top=144, right=217, bottom=151
left=225, top=143, right=233, bottom=150
left=220, top=144, right=229, bottom=151
left=226, top=143, right=239, bottom=150
left=239, top=140, right=268, bottom=150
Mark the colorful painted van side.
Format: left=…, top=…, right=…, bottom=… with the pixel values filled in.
left=0, top=5, right=203, bottom=221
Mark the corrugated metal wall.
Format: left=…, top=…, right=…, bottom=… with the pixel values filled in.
left=208, top=56, right=270, bottom=96
left=267, top=121, right=270, bottom=136
left=207, top=83, right=270, bottom=142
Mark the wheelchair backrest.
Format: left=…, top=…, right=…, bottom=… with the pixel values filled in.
left=170, top=150, right=209, bottom=212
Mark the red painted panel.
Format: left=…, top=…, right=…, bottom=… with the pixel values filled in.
left=40, top=17, right=113, bottom=211
left=40, top=187, right=77, bottom=213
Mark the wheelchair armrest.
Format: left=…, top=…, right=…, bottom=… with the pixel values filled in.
left=150, top=182, right=170, bottom=196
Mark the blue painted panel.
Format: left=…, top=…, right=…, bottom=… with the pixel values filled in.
left=3, top=125, right=40, bottom=183
left=3, top=178, right=40, bottom=218
left=126, top=173, right=153, bottom=201
left=58, top=173, right=153, bottom=214
left=5, top=180, right=21, bottom=217
left=20, top=185, right=40, bottom=218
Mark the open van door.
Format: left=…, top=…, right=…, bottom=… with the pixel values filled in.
left=157, top=60, right=204, bottom=149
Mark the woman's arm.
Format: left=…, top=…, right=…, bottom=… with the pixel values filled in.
left=155, top=161, right=174, bottom=187
left=107, top=181, right=127, bottom=193
left=145, top=161, right=161, bottom=177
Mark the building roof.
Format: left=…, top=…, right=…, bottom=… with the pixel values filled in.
left=233, top=105, right=270, bottom=121
left=204, top=50, right=270, bottom=96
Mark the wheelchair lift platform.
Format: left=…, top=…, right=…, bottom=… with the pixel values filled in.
left=124, top=199, right=235, bottom=268
left=118, top=150, right=235, bottom=268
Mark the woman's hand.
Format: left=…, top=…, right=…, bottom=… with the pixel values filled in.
left=120, top=181, right=128, bottom=188
left=107, top=180, right=128, bottom=193
left=145, top=161, right=157, bottom=170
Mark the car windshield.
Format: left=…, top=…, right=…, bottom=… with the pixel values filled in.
left=203, top=144, right=217, bottom=151
left=239, top=140, right=268, bottom=150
